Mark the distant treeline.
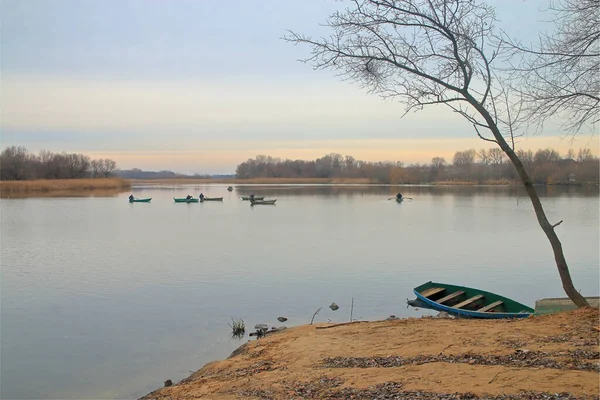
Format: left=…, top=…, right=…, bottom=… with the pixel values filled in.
left=0, top=146, right=117, bottom=180
left=116, top=168, right=214, bottom=180
left=235, top=149, right=599, bottom=185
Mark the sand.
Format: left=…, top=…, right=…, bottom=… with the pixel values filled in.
left=141, top=307, right=599, bottom=399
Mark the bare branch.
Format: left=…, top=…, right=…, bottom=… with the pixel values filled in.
left=501, top=0, right=600, bottom=132
left=473, top=124, right=498, bottom=144
left=285, top=0, right=590, bottom=307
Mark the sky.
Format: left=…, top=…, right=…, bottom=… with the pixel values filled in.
left=1, top=0, right=598, bottom=174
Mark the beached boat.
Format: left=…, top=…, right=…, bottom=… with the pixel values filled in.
left=241, top=196, right=265, bottom=201
left=129, top=198, right=152, bottom=203
left=251, top=199, right=277, bottom=205
left=173, top=197, right=199, bottom=203
left=410, top=281, right=534, bottom=319
left=201, top=197, right=223, bottom=201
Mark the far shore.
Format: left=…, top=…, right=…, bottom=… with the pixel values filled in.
left=131, top=177, right=519, bottom=185
left=0, top=178, right=131, bottom=195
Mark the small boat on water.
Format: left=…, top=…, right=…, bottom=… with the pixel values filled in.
left=129, top=198, right=152, bottom=203
left=251, top=199, right=277, bottom=205
left=396, top=197, right=404, bottom=203
left=241, top=196, right=265, bottom=201
left=201, top=197, right=223, bottom=201
left=227, top=186, right=233, bottom=191
left=409, top=281, right=534, bottom=319
left=173, top=197, right=199, bottom=203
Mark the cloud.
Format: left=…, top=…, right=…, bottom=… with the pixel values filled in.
left=2, top=74, right=469, bottom=142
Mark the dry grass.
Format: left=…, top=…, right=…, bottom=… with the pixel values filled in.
left=0, top=178, right=131, bottom=193
left=482, top=178, right=514, bottom=185
left=432, top=179, right=479, bottom=185
left=131, top=177, right=375, bottom=185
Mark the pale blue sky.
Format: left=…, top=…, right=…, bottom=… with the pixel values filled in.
left=1, top=0, right=597, bottom=173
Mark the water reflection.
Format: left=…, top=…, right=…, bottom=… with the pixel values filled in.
left=143, top=183, right=600, bottom=199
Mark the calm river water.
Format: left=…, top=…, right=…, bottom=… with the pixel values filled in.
left=1, top=184, right=599, bottom=399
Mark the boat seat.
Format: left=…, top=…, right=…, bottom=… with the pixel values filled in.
left=477, top=300, right=503, bottom=312
left=454, top=294, right=485, bottom=309
left=437, top=290, right=465, bottom=304
left=421, top=287, right=446, bottom=298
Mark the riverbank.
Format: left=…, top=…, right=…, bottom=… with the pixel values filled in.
left=0, top=178, right=131, bottom=195
left=132, top=177, right=517, bottom=185
left=141, top=307, right=599, bottom=400
left=130, top=177, right=597, bottom=186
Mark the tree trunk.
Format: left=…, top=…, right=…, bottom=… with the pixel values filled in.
left=470, top=97, right=589, bottom=307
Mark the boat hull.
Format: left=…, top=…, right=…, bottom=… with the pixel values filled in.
left=396, top=197, right=403, bottom=203
left=129, top=198, right=152, bottom=203
left=251, top=199, right=277, bottom=205
left=173, top=198, right=199, bottom=203
left=201, top=197, right=223, bottom=201
left=241, top=196, right=265, bottom=201
left=413, top=281, right=534, bottom=319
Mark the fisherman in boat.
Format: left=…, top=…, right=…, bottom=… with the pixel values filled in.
left=249, top=193, right=255, bottom=202
left=129, top=194, right=134, bottom=202
left=199, top=193, right=205, bottom=201
left=186, top=194, right=192, bottom=200
left=396, top=193, right=403, bottom=200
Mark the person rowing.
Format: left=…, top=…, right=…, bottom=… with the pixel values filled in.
left=396, top=193, right=403, bottom=200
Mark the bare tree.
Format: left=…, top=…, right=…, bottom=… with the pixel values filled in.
left=90, top=159, right=101, bottom=178
left=488, top=148, right=505, bottom=165
left=101, top=159, right=117, bottom=178
left=478, top=149, right=491, bottom=165
left=453, top=149, right=476, bottom=166
left=577, top=148, right=596, bottom=162
left=285, top=0, right=589, bottom=306
left=504, top=0, right=599, bottom=133
left=431, top=157, right=446, bottom=169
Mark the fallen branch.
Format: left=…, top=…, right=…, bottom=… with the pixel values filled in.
left=316, top=321, right=369, bottom=330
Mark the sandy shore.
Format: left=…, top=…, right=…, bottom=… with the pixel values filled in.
left=141, top=307, right=599, bottom=399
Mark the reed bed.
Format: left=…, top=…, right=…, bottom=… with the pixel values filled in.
left=0, top=178, right=131, bottom=193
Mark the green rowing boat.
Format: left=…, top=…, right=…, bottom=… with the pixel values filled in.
left=129, top=198, right=152, bottom=203
left=250, top=199, right=277, bottom=205
left=410, top=281, right=534, bottom=319
left=173, top=197, right=199, bottom=203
